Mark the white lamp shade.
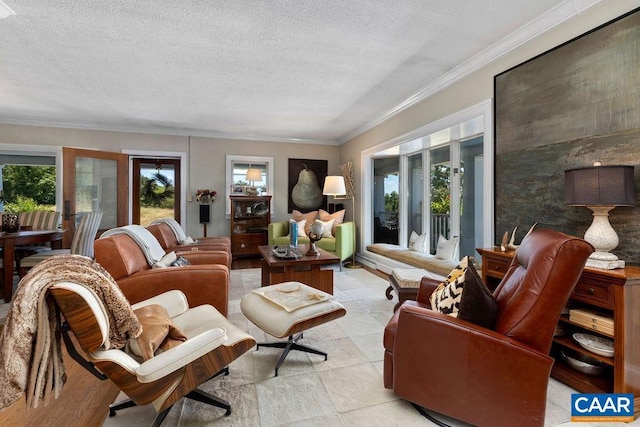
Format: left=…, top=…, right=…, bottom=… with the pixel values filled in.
left=323, top=176, right=346, bottom=196
left=245, top=168, right=262, bottom=182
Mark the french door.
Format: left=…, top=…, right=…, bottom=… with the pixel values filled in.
left=62, top=147, right=128, bottom=247
left=132, top=158, right=180, bottom=225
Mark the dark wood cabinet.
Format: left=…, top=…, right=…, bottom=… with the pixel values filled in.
left=230, top=195, right=271, bottom=257
left=477, top=247, right=640, bottom=411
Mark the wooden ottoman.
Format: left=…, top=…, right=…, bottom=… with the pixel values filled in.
left=240, top=281, right=346, bottom=376
left=386, top=268, right=439, bottom=311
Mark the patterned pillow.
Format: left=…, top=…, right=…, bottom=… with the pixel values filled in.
left=430, top=256, right=497, bottom=329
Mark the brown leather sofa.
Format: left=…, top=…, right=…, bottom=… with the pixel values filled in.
left=94, top=233, right=230, bottom=316
left=383, top=228, right=594, bottom=427
left=147, top=222, right=231, bottom=268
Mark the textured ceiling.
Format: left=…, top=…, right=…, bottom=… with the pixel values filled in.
left=0, top=1, right=576, bottom=143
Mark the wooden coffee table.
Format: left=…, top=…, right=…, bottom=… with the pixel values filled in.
left=258, top=245, right=341, bottom=294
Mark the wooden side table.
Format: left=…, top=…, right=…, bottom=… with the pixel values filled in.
left=477, top=247, right=640, bottom=411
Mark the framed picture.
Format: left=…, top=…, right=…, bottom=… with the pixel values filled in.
left=494, top=8, right=640, bottom=260
left=231, top=185, right=245, bottom=195
left=288, top=158, right=328, bottom=213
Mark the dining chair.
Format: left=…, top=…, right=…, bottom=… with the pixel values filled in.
left=14, top=210, right=62, bottom=266
left=18, top=211, right=103, bottom=277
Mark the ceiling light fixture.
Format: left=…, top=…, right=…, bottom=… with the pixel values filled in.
left=0, top=1, right=15, bottom=18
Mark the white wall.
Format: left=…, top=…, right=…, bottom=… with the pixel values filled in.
left=0, top=124, right=340, bottom=238
left=339, top=0, right=640, bottom=247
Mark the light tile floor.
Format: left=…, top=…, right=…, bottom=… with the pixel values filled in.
left=92, top=266, right=638, bottom=427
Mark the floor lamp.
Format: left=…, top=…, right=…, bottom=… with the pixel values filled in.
left=323, top=175, right=360, bottom=269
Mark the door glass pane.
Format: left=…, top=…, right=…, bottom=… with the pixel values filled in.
left=75, top=157, right=116, bottom=228
left=430, top=146, right=450, bottom=253
left=407, top=153, right=423, bottom=236
left=373, top=157, right=399, bottom=244
left=459, top=136, right=484, bottom=258
left=139, top=161, right=176, bottom=225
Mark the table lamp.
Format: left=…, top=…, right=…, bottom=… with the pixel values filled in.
left=564, top=163, right=635, bottom=269
left=245, top=167, right=262, bottom=195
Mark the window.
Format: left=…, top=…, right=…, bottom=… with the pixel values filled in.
left=362, top=101, right=494, bottom=261
left=225, top=155, right=274, bottom=215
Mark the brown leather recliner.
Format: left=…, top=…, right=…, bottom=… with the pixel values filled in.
left=383, top=228, right=594, bottom=427
left=94, top=233, right=230, bottom=316
left=147, top=222, right=232, bottom=269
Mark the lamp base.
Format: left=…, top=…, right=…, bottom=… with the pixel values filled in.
left=343, top=262, right=362, bottom=269
left=586, top=258, right=625, bottom=270
left=582, top=206, right=625, bottom=270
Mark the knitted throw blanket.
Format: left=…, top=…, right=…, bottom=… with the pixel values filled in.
left=101, top=224, right=166, bottom=266
left=150, top=218, right=188, bottom=242
left=0, top=254, right=142, bottom=410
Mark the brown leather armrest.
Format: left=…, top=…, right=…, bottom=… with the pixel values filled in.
left=116, top=265, right=230, bottom=316
left=416, top=276, right=441, bottom=304
left=178, top=250, right=231, bottom=269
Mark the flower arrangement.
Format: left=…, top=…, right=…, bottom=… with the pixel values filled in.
left=196, top=189, right=217, bottom=203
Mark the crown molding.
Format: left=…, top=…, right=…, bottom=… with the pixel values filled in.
left=0, top=117, right=340, bottom=146
left=338, top=0, right=602, bottom=144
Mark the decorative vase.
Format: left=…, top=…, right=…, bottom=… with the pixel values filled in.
left=200, top=196, right=212, bottom=203
left=2, top=214, right=19, bottom=233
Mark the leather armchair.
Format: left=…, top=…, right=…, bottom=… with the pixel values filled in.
left=94, top=233, right=230, bottom=316
left=147, top=222, right=231, bottom=269
left=384, top=228, right=594, bottom=427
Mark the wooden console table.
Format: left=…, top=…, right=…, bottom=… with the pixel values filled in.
left=477, top=247, right=640, bottom=411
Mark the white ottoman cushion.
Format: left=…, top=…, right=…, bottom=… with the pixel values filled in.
left=391, top=268, right=436, bottom=288
left=241, top=282, right=345, bottom=338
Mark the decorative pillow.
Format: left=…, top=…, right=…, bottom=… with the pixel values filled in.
left=408, top=231, right=419, bottom=249
left=171, top=256, right=191, bottom=267
left=292, top=210, right=318, bottom=235
left=408, top=231, right=428, bottom=252
left=180, top=236, right=195, bottom=245
left=129, top=304, right=187, bottom=361
left=435, top=235, right=459, bottom=260
left=430, top=256, right=497, bottom=329
left=287, top=219, right=307, bottom=237
left=316, top=219, right=334, bottom=238
left=152, top=251, right=178, bottom=269
left=319, top=209, right=345, bottom=236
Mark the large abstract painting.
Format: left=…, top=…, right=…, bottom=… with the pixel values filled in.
left=494, top=8, right=640, bottom=263
left=288, top=158, right=328, bottom=213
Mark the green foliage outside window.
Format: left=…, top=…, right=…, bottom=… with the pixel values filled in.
left=140, top=173, right=175, bottom=209
left=384, top=191, right=399, bottom=212
left=431, top=165, right=451, bottom=214
left=2, top=165, right=56, bottom=212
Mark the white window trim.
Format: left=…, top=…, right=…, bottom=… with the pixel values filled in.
left=123, top=149, right=188, bottom=226
left=225, top=155, right=275, bottom=217
left=361, top=99, right=494, bottom=253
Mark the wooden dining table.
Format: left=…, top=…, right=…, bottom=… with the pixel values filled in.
left=0, top=229, right=65, bottom=302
